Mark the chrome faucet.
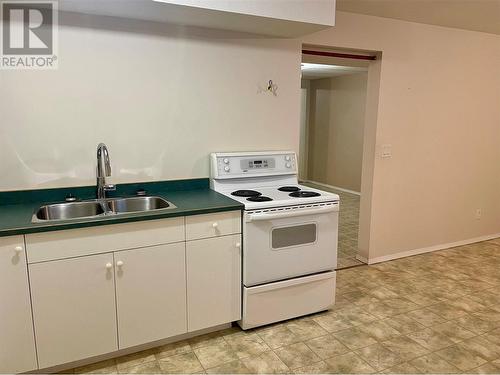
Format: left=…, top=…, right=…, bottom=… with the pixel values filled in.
left=96, top=143, right=115, bottom=209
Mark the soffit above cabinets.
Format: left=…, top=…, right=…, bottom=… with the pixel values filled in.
left=55, top=0, right=336, bottom=37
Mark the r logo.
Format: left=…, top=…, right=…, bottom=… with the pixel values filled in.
left=2, top=1, right=53, bottom=55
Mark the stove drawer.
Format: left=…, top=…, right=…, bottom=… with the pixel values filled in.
left=186, top=211, right=241, bottom=240
left=239, top=271, right=336, bottom=330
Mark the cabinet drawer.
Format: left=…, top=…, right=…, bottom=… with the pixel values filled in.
left=185, top=211, right=241, bottom=240
left=26, top=217, right=185, bottom=263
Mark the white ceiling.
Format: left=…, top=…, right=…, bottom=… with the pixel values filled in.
left=301, top=63, right=368, bottom=80
left=336, top=0, right=500, bottom=35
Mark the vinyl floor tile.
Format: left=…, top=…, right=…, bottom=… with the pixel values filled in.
left=324, top=352, right=375, bottom=374
left=158, top=352, right=203, bottom=374
left=274, top=342, right=321, bottom=369
left=406, top=328, right=456, bottom=351
left=304, top=334, right=350, bottom=359
left=193, top=341, right=238, bottom=369
left=354, top=343, right=404, bottom=371
left=382, top=335, right=430, bottom=361
left=331, top=327, right=377, bottom=350
left=409, top=353, right=461, bottom=374
left=435, top=344, right=488, bottom=371
left=241, top=351, right=290, bottom=374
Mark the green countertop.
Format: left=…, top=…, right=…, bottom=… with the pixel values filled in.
left=0, top=179, right=243, bottom=237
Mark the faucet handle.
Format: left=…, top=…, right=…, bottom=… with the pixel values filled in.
left=104, top=184, right=116, bottom=191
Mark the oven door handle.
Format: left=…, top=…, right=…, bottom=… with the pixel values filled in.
left=246, top=205, right=338, bottom=222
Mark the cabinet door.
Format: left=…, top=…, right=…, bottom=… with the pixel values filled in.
left=29, top=253, right=117, bottom=369
left=187, top=234, right=241, bottom=331
left=0, top=236, right=37, bottom=373
left=115, top=243, right=187, bottom=348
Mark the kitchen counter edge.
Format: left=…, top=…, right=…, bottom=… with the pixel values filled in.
left=0, top=185, right=243, bottom=237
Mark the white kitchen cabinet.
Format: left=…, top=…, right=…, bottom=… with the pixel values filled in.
left=22, top=210, right=241, bottom=370
left=29, top=253, right=118, bottom=369
left=114, top=243, right=187, bottom=349
left=186, top=234, right=242, bottom=331
left=0, top=236, right=37, bottom=374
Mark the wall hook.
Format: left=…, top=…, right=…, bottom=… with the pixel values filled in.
left=257, top=79, right=278, bottom=96
left=267, top=80, right=278, bottom=96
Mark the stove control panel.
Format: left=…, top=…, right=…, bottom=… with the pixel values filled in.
left=242, top=158, right=275, bottom=170
left=211, top=151, right=297, bottom=179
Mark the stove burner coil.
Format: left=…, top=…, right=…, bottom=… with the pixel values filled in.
left=231, top=190, right=262, bottom=197
left=247, top=196, right=273, bottom=202
left=289, top=191, right=321, bottom=198
left=278, top=186, right=301, bottom=192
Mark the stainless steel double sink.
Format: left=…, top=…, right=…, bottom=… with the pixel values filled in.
left=32, top=196, right=176, bottom=222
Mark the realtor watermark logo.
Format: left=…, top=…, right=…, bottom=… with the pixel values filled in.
left=1, top=0, right=58, bottom=69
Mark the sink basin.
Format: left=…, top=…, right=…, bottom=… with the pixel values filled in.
left=33, top=196, right=176, bottom=222
left=34, top=201, right=106, bottom=221
left=107, top=196, right=175, bottom=214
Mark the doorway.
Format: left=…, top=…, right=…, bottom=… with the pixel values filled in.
left=299, top=48, right=374, bottom=270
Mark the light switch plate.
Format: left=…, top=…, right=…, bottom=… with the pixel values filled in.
left=381, top=144, right=392, bottom=158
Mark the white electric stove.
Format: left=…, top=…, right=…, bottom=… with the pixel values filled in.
left=210, top=151, right=339, bottom=329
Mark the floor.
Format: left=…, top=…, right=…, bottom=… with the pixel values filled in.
left=303, top=182, right=364, bottom=269
left=64, top=239, right=500, bottom=374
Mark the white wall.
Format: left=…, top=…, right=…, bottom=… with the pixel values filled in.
left=303, top=11, right=500, bottom=261
left=0, top=13, right=300, bottom=191
left=306, top=73, right=367, bottom=192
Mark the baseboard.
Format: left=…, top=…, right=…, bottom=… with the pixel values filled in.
left=366, top=233, right=500, bottom=265
left=302, top=180, right=361, bottom=196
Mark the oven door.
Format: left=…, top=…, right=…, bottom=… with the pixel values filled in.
left=243, top=202, right=339, bottom=287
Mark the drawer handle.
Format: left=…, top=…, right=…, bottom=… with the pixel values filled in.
left=235, top=243, right=241, bottom=248
left=116, top=260, right=124, bottom=267
left=212, top=222, right=219, bottom=228
left=14, top=246, right=23, bottom=254
left=105, top=263, right=113, bottom=270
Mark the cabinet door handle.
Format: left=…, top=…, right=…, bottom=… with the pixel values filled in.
left=212, top=222, right=219, bottom=228
left=116, top=260, right=124, bottom=267
left=105, top=263, right=113, bottom=270
left=14, top=246, right=23, bottom=254
left=235, top=243, right=241, bottom=248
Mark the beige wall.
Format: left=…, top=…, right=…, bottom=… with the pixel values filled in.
left=0, top=12, right=300, bottom=191
left=306, top=73, right=367, bottom=192
left=303, top=11, right=500, bottom=261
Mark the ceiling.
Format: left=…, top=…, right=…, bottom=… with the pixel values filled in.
left=336, top=0, right=500, bottom=35
left=301, top=63, right=368, bottom=80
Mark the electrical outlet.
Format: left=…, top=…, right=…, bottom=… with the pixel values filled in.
left=475, top=209, right=482, bottom=220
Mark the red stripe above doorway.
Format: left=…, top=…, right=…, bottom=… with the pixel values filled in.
left=302, top=49, right=376, bottom=61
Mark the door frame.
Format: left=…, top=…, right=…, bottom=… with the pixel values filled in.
left=300, top=44, right=383, bottom=263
